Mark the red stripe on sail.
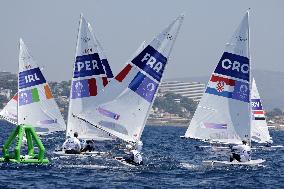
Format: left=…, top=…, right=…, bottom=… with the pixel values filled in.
left=253, top=110, right=264, bottom=114
left=210, top=75, right=235, bottom=86
left=102, top=77, right=108, bottom=87
left=88, top=78, right=97, bottom=96
left=115, top=64, right=133, bottom=82
left=13, top=93, right=18, bottom=101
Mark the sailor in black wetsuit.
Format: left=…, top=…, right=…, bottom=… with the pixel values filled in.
left=81, top=140, right=95, bottom=152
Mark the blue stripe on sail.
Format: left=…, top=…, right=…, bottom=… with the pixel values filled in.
left=214, top=52, right=250, bottom=81
left=128, top=72, right=145, bottom=91
left=131, top=45, right=167, bottom=82
left=71, top=79, right=90, bottom=99
left=19, top=67, right=46, bottom=89
left=251, top=99, right=263, bottom=110
left=206, top=81, right=249, bottom=103
left=231, top=80, right=249, bottom=102
left=101, top=59, right=114, bottom=78
left=129, top=72, right=158, bottom=103
left=205, top=87, right=233, bottom=98
left=73, top=53, right=105, bottom=78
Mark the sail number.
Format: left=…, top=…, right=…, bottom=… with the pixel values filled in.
left=141, top=53, right=164, bottom=73
left=24, top=73, right=41, bottom=83
left=221, top=59, right=249, bottom=74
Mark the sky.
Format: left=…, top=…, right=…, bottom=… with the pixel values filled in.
left=0, top=0, right=283, bottom=81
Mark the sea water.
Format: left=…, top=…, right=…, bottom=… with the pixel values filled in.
left=0, top=120, right=283, bottom=188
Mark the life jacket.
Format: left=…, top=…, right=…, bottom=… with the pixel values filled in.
left=62, top=137, right=81, bottom=151
left=131, top=150, right=143, bottom=164
left=232, top=144, right=251, bottom=162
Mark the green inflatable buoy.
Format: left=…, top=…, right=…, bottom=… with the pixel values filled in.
left=0, top=124, right=49, bottom=164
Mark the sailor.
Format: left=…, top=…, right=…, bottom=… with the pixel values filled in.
left=62, top=132, right=81, bottom=154
left=230, top=140, right=251, bottom=162
left=81, top=140, right=95, bottom=152
left=265, top=139, right=273, bottom=147
left=124, top=141, right=143, bottom=165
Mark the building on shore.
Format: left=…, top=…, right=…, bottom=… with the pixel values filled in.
left=0, top=88, right=12, bottom=99
left=158, top=80, right=205, bottom=102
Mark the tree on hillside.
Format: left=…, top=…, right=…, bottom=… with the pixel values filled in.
left=153, top=92, right=198, bottom=117
left=0, top=95, right=8, bottom=109
left=266, top=108, right=283, bottom=118
left=180, top=96, right=198, bottom=114
left=60, top=80, right=71, bottom=97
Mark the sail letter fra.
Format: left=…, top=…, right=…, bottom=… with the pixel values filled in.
left=132, top=45, right=167, bottom=82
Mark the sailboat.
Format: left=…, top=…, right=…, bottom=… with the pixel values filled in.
left=65, top=14, right=115, bottom=142
left=251, top=78, right=271, bottom=143
left=73, top=14, right=184, bottom=161
left=183, top=11, right=264, bottom=165
left=251, top=78, right=282, bottom=149
left=0, top=93, right=18, bottom=124
left=4, top=39, right=66, bottom=135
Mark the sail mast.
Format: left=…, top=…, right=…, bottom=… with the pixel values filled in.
left=247, top=9, right=252, bottom=146
left=17, top=39, right=21, bottom=126
left=66, top=14, right=82, bottom=139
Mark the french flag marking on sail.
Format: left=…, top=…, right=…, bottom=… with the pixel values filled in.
left=129, top=72, right=158, bottom=103
left=19, top=67, right=46, bottom=89
left=115, top=64, right=133, bottom=82
left=71, top=78, right=97, bottom=99
left=132, top=45, right=167, bottom=82
left=73, top=53, right=105, bottom=78
left=12, top=93, right=18, bottom=101
left=214, top=52, right=250, bottom=81
left=206, top=74, right=249, bottom=102
left=101, top=59, right=114, bottom=78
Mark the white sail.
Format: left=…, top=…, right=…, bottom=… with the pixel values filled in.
left=66, top=15, right=114, bottom=140
left=0, top=93, right=18, bottom=124
left=185, top=11, right=251, bottom=144
left=76, top=14, right=184, bottom=143
left=88, top=22, right=114, bottom=79
left=18, top=39, right=66, bottom=134
left=251, top=78, right=271, bottom=143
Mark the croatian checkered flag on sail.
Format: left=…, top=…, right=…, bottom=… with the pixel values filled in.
left=17, top=39, right=66, bottom=134
left=67, top=14, right=114, bottom=140
left=185, top=11, right=251, bottom=144
left=75, top=14, right=184, bottom=143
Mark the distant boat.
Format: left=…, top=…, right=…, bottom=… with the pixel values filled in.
left=66, top=14, right=114, bottom=140
left=184, top=11, right=251, bottom=145
left=251, top=78, right=272, bottom=143
left=0, top=39, right=66, bottom=134
left=0, top=93, right=18, bottom=124
left=74, top=14, right=184, bottom=144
